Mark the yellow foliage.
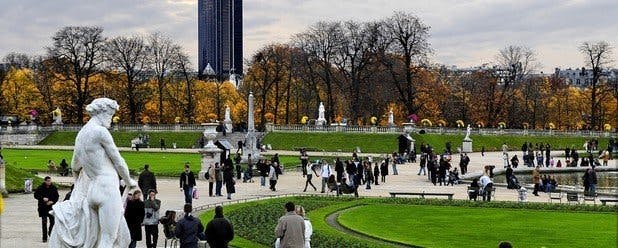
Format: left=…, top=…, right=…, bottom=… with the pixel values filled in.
left=1, top=69, right=45, bottom=119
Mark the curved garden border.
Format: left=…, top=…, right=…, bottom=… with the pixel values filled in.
left=325, top=206, right=418, bottom=248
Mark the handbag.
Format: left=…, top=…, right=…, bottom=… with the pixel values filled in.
left=192, top=188, right=199, bottom=199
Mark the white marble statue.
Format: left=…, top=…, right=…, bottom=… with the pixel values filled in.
left=52, top=107, right=63, bottom=125
left=388, top=108, right=394, bottom=126
left=464, top=124, right=472, bottom=141
left=49, top=98, right=135, bottom=247
left=224, top=105, right=233, bottom=133
left=316, top=102, right=326, bottom=125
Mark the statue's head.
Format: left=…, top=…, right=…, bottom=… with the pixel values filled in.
left=86, top=98, right=119, bottom=128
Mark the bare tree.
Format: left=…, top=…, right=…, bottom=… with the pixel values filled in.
left=148, top=32, right=180, bottom=123
left=105, top=35, right=149, bottom=123
left=30, top=56, right=56, bottom=121
left=173, top=50, right=196, bottom=123
left=491, top=45, right=540, bottom=126
left=579, top=41, right=613, bottom=129
left=294, top=21, right=343, bottom=123
left=379, top=12, right=431, bottom=116
left=47, top=26, right=105, bottom=123
left=334, top=21, right=380, bottom=120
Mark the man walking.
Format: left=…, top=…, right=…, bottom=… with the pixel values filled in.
left=320, top=160, right=332, bottom=193
left=275, top=202, right=305, bottom=248
left=34, top=176, right=59, bottom=242
left=180, top=163, right=197, bottom=204
left=175, top=204, right=204, bottom=248
left=204, top=205, right=234, bottom=248
left=138, top=164, right=157, bottom=199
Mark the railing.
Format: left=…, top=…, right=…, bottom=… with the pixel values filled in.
left=0, top=124, right=206, bottom=134
left=1, top=123, right=615, bottom=138
left=268, top=124, right=616, bottom=137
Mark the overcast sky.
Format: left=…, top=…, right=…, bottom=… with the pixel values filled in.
left=1, top=0, right=616, bottom=73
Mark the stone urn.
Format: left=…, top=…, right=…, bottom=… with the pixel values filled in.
left=202, top=123, right=219, bottom=149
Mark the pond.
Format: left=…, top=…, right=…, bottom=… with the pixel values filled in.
left=492, top=171, right=618, bottom=190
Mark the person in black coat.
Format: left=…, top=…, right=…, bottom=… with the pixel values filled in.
left=180, top=163, right=197, bottom=204
left=59, top=159, right=69, bottom=176
left=223, top=161, right=235, bottom=200
left=204, top=206, right=234, bottom=248
left=125, top=190, right=145, bottom=248
left=175, top=204, right=204, bottom=248
left=380, top=161, right=388, bottom=183
left=139, top=164, right=157, bottom=199
left=373, top=163, right=380, bottom=185
left=334, top=157, right=344, bottom=183
left=34, top=176, right=59, bottom=242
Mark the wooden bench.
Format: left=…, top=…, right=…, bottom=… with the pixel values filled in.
left=599, top=198, right=618, bottom=205
left=390, top=192, right=454, bottom=200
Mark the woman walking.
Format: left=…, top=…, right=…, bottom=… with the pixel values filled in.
left=296, top=205, right=313, bottom=248
left=303, top=162, right=318, bottom=192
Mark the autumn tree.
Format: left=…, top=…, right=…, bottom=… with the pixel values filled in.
left=47, top=26, right=106, bottom=123
left=244, top=44, right=289, bottom=130
left=579, top=41, right=613, bottom=129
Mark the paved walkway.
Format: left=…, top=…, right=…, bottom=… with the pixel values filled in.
left=1, top=150, right=615, bottom=247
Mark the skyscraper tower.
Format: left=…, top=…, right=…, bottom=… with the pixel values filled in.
left=198, top=0, right=242, bottom=86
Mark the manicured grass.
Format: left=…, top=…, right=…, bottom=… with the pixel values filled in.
left=39, top=131, right=202, bottom=148
left=337, top=204, right=617, bottom=248
left=262, top=132, right=612, bottom=153
left=3, top=162, right=45, bottom=193
left=3, top=149, right=308, bottom=177
left=263, top=132, right=399, bottom=153
left=2, top=149, right=201, bottom=177
left=199, top=196, right=617, bottom=248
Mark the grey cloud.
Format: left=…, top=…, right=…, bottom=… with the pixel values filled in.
left=1, top=0, right=616, bottom=73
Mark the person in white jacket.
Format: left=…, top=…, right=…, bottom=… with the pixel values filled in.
left=296, top=205, right=312, bottom=248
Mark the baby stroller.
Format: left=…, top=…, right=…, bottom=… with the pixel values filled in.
left=160, top=210, right=178, bottom=248
left=243, top=167, right=253, bottom=183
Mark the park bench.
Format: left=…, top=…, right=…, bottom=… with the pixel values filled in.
left=548, top=191, right=563, bottom=203
left=389, top=192, right=454, bottom=200
left=582, top=193, right=597, bottom=205
left=599, top=198, right=618, bottom=205
left=566, top=192, right=580, bottom=204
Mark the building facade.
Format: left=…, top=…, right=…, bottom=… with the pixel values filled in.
left=198, top=0, right=242, bottom=86
left=554, top=67, right=617, bottom=87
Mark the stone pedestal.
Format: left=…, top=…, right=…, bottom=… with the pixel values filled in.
left=0, top=162, right=7, bottom=197
left=462, top=140, right=473, bottom=153
left=198, top=123, right=222, bottom=180
left=198, top=147, right=221, bottom=180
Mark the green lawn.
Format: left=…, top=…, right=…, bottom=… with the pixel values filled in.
left=39, top=131, right=202, bottom=148
left=262, top=132, right=612, bottom=153
left=263, top=132, right=399, bottom=153
left=2, top=149, right=309, bottom=177
left=2, top=149, right=201, bottom=177
left=3, top=163, right=45, bottom=193
left=199, top=196, right=617, bottom=248
left=337, top=204, right=617, bottom=248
